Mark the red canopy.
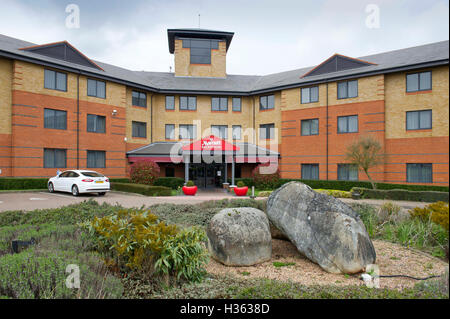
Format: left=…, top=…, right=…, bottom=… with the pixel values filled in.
left=182, top=135, right=240, bottom=152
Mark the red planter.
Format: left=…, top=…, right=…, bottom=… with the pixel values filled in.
left=233, top=186, right=248, bottom=196
left=182, top=186, right=198, bottom=196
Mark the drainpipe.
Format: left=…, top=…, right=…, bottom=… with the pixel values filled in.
left=150, top=94, right=153, bottom=143
left=76, top=72, right=80, bottom=169
left=326, top=83, right=329, bottom=180
left=252, top=96, right=256, bottom=144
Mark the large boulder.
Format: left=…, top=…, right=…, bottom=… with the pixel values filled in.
left=267, top=182, right=376, bottom=274
left=207, top=207, right=272, bottom=266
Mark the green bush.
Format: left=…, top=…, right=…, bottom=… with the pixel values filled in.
left=111, top=182, right=172, bottom=196
left=410, top=202, right=449, bottom=230
left=315, top=189, right=351, bottom=198
left=236, top=181, right=245, bottom=187
left=129, top=160, right=160, bottom=185
left=0, top=178, right=48, bottom=190
left=109, top=178, right=131, bottom=183
left=257, top=191, right=272, bottom=197
left=351, top=187, right=449, bottom=202
left=251, top=164, right=280, bottom=189
left=186, top=180, right=195, bottom=187
left=153, top=177, right=185, bottom=190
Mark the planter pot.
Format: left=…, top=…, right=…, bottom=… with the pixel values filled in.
left=182, top=186, right=198, bottom=196
left=234, top=186, right=249, bottom=196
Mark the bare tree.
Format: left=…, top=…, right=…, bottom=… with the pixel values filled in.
left=345, top=135, right=384, bottom=189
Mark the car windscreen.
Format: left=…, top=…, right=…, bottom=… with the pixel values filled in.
left=81, top=172, right=104, bottom=177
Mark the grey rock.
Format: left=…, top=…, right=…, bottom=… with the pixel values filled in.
left=207, top=207, right=272, bottom=266
left=267, top=182, right=376, bottom=274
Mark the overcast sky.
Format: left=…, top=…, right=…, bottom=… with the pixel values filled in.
left=0, top=0, right=448, bottom=75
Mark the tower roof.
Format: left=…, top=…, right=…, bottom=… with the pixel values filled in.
left=167, top=28, right=234, bottom=53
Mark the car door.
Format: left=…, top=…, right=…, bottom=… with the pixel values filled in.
left=64, top=171, right=79, bottom=192
left=53, top=171, right=69, bottom=191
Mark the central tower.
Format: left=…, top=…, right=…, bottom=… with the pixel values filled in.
left=167, top=28, right=234, bottom=78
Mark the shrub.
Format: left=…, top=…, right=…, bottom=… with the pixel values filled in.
left=111, top=182, right=171, bottom=196
left=0, top=178, right=48, bottom=190
left=236, top=181, right=245, bottom=187
left=314, top=189, right=351, bottom=198
left=153, top=177, right=185, bottom=190
left=109, top=178, right=131, bottom=183
left=351, top=187, right=449, bottom=203
left=89, top=209, right=209, bottom=284
left=186, top=180, right=195, bottom=187
left=410, top=202, right=449, bottom=230
left=251, top=164, right=280, bottom=189
left=129, top=160, right=160, bottom=185
left=257, top=191, right=272, bottom=197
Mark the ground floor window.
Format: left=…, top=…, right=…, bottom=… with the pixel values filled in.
left=44, top=148, right=66, bottom=168
left=165, top=166, right=175, bottom=177
left=337, top=164, right=358, bottom=181
left=407, top=163, right=432, bottom=183
left=87, top=150, right=106, bottom=168
left=301, top=164, right=319, bottom=180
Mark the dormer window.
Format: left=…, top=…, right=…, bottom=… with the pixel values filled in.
left=182, top=38, right=219, bottom=64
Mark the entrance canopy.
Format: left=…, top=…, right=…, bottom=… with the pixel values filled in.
left=182, top=135, right=239, bottom=152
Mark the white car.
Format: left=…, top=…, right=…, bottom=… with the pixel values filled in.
left=47, top=170, right=110, bottom=196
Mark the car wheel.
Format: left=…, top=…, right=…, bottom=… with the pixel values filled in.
left=72, top=185, right=79, bottom=196
left=98, top=192, right=106, bottom=196
left=48, top=182, right=54, bottom=193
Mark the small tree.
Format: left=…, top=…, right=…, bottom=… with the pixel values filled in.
left=345, top=135, right=384, bottom=189
left=129, top=160, right=160, bottom=185
left=252, top=163, right=280, bottom=190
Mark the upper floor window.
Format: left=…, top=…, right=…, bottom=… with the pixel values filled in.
left=211, top=97, right=228, bottom=111
left=87, top=114, right=106, bottom=133
left=179, top=124, right=196, bottom=140
left=260, top=95, right=275, bottom=111
left=337, top=164, right=358, bottom=181
left=182, top=38, right=219, bottom=64
left=337, top=115, right=358, bottom=133
left=259, top=123, right=275, bottom=140
left=44, top=108, right=67, bottom=130
left=407, top=163, right=432, bottom=183
left=44, top=69, right=67, bottom=91
left=301, top=119, right=319, bottom=136
left=44, top=148, right=66, bottom=168
left=180, top=96, right=197, bottom=111
left=301, top=164, right=319, bottom=180
left=132, top=90, right=147, bottom=107
left=406, top=110, right=432, bottom=130
left=406, top=71, right=432, bottom=92
left=165, top=96, right=175, bottom=110
left=337, top=80, right=358, bottom=99
left=132, top=121, right=147, bottom=138
left=211, top=125, right=228, bottom=139
left=87, top=150, right=106, bottom=168
left=87, top=79, right=106, bottom=98
left=232, top=97, right=242, bottom=112
left=232, top=125, right=242, bottom=140
left=301, top=86, right=319, bottom=104
left=165, top=124, right=175, bottom=140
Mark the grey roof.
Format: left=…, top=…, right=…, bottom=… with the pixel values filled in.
left=0, top=33, right=448, bottom=95
left=167, top=28, right=234, bottom=53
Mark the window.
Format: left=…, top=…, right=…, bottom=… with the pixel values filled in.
left=406, top=71, right=432, bottom=92
left=260, top=95, right=275, bottom=110
left=87, top=150, right=106, bottom=168
left=232, top=125, right=242, bottom=140
left=179, top=124, right=196, bottom=139
left=301, top=164, right=319, bottom=180
left=211, top=125, right=228, bottom=139
left=211, top=97, right=228, bottom=111
left=337, top=164, right=358, bottom=181
left=87, top=114, right=106, bottom=133
left=44, top=148, right=66, bottom=168
left=165, top=124, right=175, bottom=140
left=406, top=110, right=432, bottom=130
left=182, top=38, right=219, bottom=64
left=87, top=79, right=106, bottom=98
left=180, top=96, right=197, bottom=111
left=44, top=69, right=67, bottom=91
left=337, top=115, right=358, bottom=133
left=337, top=80, right=358, bottom=99
left=132, top=90, right=147, bottom=107
left=232, top=97, right=242, bottom=112
left=165, top=166, right=175, bottom=178
left=44, top=109, right=67, bottom=130
left=407, top=163, right=432, bottom=183
left=259, top=123, right=275, bottom=140
left=81, top=171, right=104, bottom=177
left=165, top=96, right=175, bottom=110
left=301, top=119, right=319, bottom=136
left=132, top=121, right=147, bottom=138
left=301, top=86, right=319, bottom=103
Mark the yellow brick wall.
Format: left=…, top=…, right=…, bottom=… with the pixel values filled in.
left=254, top=92, right=282, bottom=146
left=328, top=74, right=384, bottom=105
left=174, top=39, right=226, bottom=78
left=0, top=58, right=12, bottom=134
left=125, top=88, right=153, bottom=144
left=385, top=65, right=449, bottom=139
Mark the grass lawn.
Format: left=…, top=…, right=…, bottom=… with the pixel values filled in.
left=0, top=199, right=448, bottom=299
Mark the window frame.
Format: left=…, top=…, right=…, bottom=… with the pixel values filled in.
left=87, top=150, right=106, bottom=168
left=301, top=164, right=320, bottom=180
left=44, top=108, right=67, bottom=130
left=211, top=97, right=228, bottom=112
left=132, top=90, right=147, bottom=108
left=165, top=96, right=175, bottom=110
left=87, top=114, right=106, bottom=134
left=232, top=97, right=242, bottom=112
left=406, top=109, right=432, bottom=131
left=337, top=80, right=358, bottom=99
left=259, top=123, right=275, bottom=140
left=43, top=148, right=67, bottom=168
left=165, top=124, right=175, bottom=140
left=179, top=124, right=197, bottom=140
left=87, top=78, right=106, bottom=99
left=301, top=86, right=319, bottom=104
left=301, top=118, right=319, bottom=136
left=337, top=164, right=359, bottom=181
left=406, top=163, right=433, bottom=183
left=131, top=121, right=147, bottom=138
left=406, top=71, right=432, bottom=93
left=179, top=96, right=197, bottom=111
left=337, top=115, right=358, bottom=134
left=44, top=69, right=67, bottom=92
left=232, top=125, right=242, bottom=140
left=211, top=125, right=228, bottom=139
left=259, top=95, right=275, bottom=111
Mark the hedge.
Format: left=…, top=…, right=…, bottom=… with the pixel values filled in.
left=229, top=178, right=449, bottom=193
left=0, top=178, right=48, bottom=190
left=153, top=177, right=185, bottom=190
left=109, top=178, right=131, bottom=184
left=110, top=182, right=172, bottom=196
left=352, top=187, right=449, bottom=203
